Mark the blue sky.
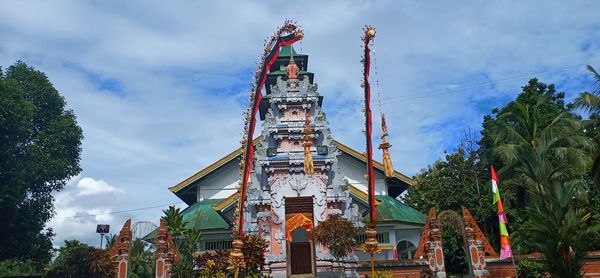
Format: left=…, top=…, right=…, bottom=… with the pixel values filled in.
left=1, top=0, right=599, bottom=247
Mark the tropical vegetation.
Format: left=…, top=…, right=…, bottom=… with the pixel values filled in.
left=47, top=240, right=114, bottom=278
left=0, top=61, right=83, bottom=265
left=404, top=70, right=600, bottom=276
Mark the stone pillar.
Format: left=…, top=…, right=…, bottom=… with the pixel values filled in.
left=462, top=208, right=490, bottom=278
left=415, top=209, right=446, bottom=277
left=155, top=219, right=176, bottom=278
left=109, top=219, right=131, bottom=278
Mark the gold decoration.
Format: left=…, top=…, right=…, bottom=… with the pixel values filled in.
left=228, top=239, right=245, bottom=278
left=363, top=224, right=381, bottom=278
left=364, top=26, right=376, bottom=41
left=378, top=113, right=394, bottom=178
left=303, top=113, right=314, bottom=175
left=295, top=30, right=304, bottom=40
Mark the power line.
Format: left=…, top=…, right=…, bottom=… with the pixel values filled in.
left=53, top=201, right=184, bottom=220
left=380, top=60, right=600, bottom=104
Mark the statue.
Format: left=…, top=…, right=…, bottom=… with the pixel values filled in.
left=286, top=55, right=300, bottom=79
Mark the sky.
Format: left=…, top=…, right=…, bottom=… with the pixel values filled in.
left=1, top=0, right=600, bottom=248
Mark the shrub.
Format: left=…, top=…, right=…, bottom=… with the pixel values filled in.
left=517, top=259, right=547, bottom=278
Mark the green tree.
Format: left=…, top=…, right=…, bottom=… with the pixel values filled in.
left=0, top=61, right=83, bottom=263
left=573, top=65, right=600, bottom=186
left=402, top=136, right=496, bottom=245
left=527, top=181, right=600, bottom=277
left=104, top=234, right=117, bottom=250
left=403, top=141, right=493, bottom=225
left=480, top=79, right=592, bottom=253
left=129, top=238, right=154, bottom=278
left=437, top=210, right=468, bottom=275
left=47, top=240, right=114, bottom=278
left=161, top=206, right=202, bottom=278
left=313, top=214, right=359, bottom=276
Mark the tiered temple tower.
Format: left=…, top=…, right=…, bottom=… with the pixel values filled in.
left=242, top=47, right=359, bottom=277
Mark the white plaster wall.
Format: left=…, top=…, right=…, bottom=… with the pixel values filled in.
left=355, top=224, right=423, bottom=262
left=196, top=159, right=239, bottom=201
left=337, top=153, right=387, bottom=196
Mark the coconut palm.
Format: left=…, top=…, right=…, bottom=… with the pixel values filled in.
left=161, top=206, right=202, bottom=278
left=572, top=65, right=600, bottom=186
left=104, top=234, right=117, bottom=250
left=129, top=238, right=154, bottom=278
left=488, top=96, right=592, bottom=197
left=527, top=181, right=600, bottom=277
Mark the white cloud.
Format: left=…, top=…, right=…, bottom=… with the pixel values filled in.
left=77, top=177, right=125, bottom=196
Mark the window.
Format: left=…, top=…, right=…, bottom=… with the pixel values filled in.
left=202, top=240, right=232, bottom=251
left=396, top=240, right=416, bottom=259
left=356, top=232, right=390, bottom=244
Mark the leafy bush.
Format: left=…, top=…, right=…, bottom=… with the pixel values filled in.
left=195, top=250, right=230, bottom=276
left=372, top=270, right=393, bottom=278
left=517, top=259, right=547, bottom=278
left=241, top=234, right=269, bottom=273
left=313, top=214, right=359, bottom=269
left=0, top=259, right=44, bottom=276
left=47, top=240, right=114, bottom=278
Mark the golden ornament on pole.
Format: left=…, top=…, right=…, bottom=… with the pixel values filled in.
left=363, top=224, right=381, bottom=277
left=365, top=27, right=376, bottom=39
left=229, top=238, right=245, bottom=278
left=378, top=113, right=395, bottom=178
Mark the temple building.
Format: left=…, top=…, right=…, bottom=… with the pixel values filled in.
left=165, top=46, right=425, bottom=277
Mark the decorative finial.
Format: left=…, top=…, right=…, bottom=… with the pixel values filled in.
left=364, top=25, right=376, bottom=43
left=381, top=113, right=389, bottom=140
left=286, top=48, right=300, bottom=79
left=295, top=30, right=304, bottom=40
left=303, top=112, right=314, bottom=175
left=378, top=113, right=394, bottom=178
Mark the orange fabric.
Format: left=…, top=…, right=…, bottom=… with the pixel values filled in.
left=285, top=213, right=313, bottom=241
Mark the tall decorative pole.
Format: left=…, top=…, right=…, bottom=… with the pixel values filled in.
left=361, top=25, right=381, bottom=278
left=229, top=22, right=303, bottom=278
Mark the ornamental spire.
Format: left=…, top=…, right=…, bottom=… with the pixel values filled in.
left=378, top=113, right=394, bottom=178
left=303, top=112, right=314, bottom=175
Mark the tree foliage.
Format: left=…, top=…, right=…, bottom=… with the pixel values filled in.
left=0, top=259, right=44, bottom=276
left=438, top=210, right=468, bottom=274
left=161, top=206, right=202, bottom=278
left=313, top=214, right=359, bottom=270
left=47, top=240, right=114, bottom=278
left=240, top=234, right=269, bottom=274
left=129, top=238, right=154, bottom=278
left=403, top=77, right=600, bottom=276
left=0, top=61, right=83, bottom=263
left=195, top=250, right=230, bottom=277
left=573, top=65, right=600, bottom=187
left=526, top=182, right=600, bottom=277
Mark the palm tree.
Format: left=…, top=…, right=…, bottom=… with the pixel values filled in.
left=161, top=206, right=202, bottom=278
left=104, top=234, right=117, bottom=250
left=527, top=181, right=600, bottom=277
left=489, top=92, right=600, bottom=276
left=128, top=238, right=154, bottom=278
left=573, top=65, right=600, bottom=186
left=488, top=96, right=592, bottom=198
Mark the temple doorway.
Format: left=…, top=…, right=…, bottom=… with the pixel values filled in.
left=285, top=196, right=315, bottom=276
left=290, top=227, right=312, bottom=274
